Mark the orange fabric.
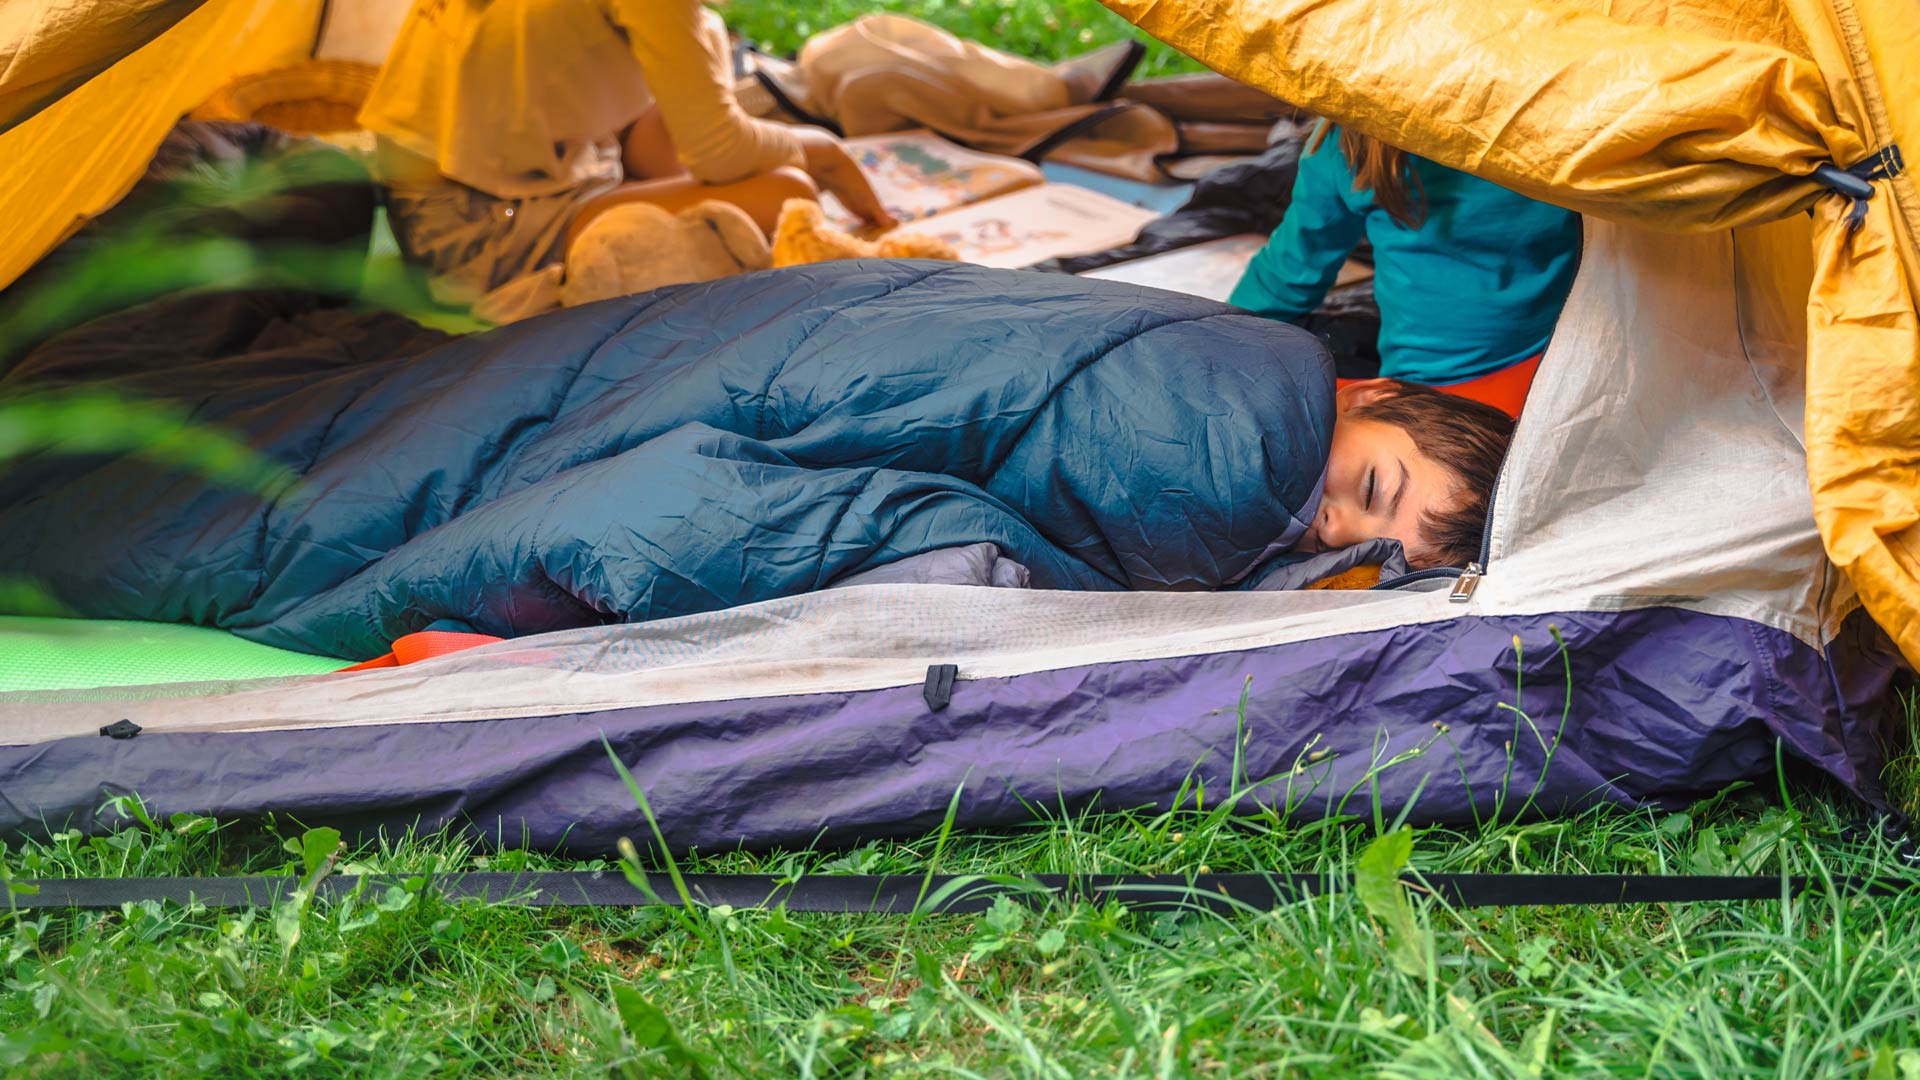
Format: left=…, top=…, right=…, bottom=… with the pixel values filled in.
left=1305, top=564, right=1384, bottom=590
left=339, top=630, right=503, bottom=672
left=1337, top=353, right=1542, bottom=419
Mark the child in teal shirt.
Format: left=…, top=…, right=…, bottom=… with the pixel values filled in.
left=1230, top=124, right=1581, bottom=385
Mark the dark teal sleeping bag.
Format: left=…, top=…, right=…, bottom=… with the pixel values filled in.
left=0, top=261, right=1334, bottom=659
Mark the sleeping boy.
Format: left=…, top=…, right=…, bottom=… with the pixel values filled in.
left=1, top=262, right=1515, bottom=657
left=831, top=372, right=1513, bottom=592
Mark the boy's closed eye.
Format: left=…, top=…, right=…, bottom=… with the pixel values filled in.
left=1291, top=376, right=1514, bottom=569
left=1291, top=378, right=1512, bottom=569
left=1310, top=419, right=1449, bottom=556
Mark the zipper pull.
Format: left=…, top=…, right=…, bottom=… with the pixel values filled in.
left=1448, top=563, right=1484, bottom=604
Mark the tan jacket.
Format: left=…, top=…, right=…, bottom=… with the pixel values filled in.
left=358, top=0, right=802, bottom=197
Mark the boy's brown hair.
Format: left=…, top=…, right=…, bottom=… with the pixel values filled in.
left=1348, top=382, right=1514, bottom=568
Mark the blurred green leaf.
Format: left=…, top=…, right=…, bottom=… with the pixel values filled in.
left=299, top=828, right=342, bottom=877
left=611, top=984, right=710, bottom=1077
left=0, top=391, right=296, bottom=499
left=1, top=147, right=374, bottom=363
left=0, top=577, right=70, bottom=616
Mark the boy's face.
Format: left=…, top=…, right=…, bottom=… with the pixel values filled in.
left=1293, top=382, right=1456, bottom=558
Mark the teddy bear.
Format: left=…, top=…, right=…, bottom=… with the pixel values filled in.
left=556, top=197, right=960, bottom=313
left=770, top=199, right=958, bottom=267
left=560, top=200, right=774, bottom=309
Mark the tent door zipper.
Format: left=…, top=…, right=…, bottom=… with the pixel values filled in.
left=1369, top=566, right=1463, bottom=591
left=1449, top=563, right=1484, bottom=602
left=1366, top=562, right=1482, bottom=596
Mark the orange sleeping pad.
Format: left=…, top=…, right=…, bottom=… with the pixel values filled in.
left=339, top=630, right=504, bottom=671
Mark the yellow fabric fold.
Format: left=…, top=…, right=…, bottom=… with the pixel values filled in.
left=0, top=0, right=203, bottom=133
left=1795, top=0, right=1920, bottom=665
left=1806, top=195, right=1920, bottom=663
left=1098, top=0, right=1852, bottom=230
left=0, top=0, right=315, bottom=292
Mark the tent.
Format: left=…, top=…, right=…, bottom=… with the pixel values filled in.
left=0, top=0, right=1911, bottom=852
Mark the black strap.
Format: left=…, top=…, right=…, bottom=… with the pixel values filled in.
left=923, top=663, right=958, bottom=711
left=1016, top=102, right=1139, bottom=165
left=751, top=69, right=842, bottom=137
left=1091, top=40, right=1147, bottom=103
left=1812, top=144, right=1905, bottom=231
left=11, top=871, right=1908, bottom=913
left=311, top=0, right=334, bottom=61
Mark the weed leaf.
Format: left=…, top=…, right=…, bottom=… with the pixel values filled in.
left=275, top=827, right=342, bottom=959
left=611, top=984, right=709, bottom=1077
left=1355, top=826, right=1429, bottom=977
left=1518, top=1008, right=1557, bottom=1076
left=299, top=827, right=342, bottom=876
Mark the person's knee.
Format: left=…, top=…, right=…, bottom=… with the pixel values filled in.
left=726, top=167, right=820, bottom=234
left=761, top=166, right=820, bottom=203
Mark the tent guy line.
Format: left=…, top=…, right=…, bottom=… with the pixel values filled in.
left=10, top=870, right=1914, bottom=913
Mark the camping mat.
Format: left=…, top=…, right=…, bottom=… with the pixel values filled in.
left=0, top=616, right=347, bottom=693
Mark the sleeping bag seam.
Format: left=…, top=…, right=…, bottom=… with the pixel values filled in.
left=810, top=468, right=878, bottom=589
left=982, top=310, right=1219, bottom=583
left=500, top=478, right=589, bottom=627
left=473, top=294, right=685, bottom=504
left=464, top=346, right=601, bottom=514
left=233, top=369, right=390, bottom=622
left=984, top=311, right=1216, bottom=484
left=746, top=262, right=967, bottom=437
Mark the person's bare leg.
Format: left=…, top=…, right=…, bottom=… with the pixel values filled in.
left=621, top=107, right=687, bottom=181
left=564, top=167, right=820, bottom=251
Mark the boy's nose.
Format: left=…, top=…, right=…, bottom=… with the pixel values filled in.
left=1318, top=502, right=1350, bottom=546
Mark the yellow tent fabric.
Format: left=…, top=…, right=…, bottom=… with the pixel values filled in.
left=0, top=0, right=319, bottom=291
left=1101, top=0, right=1920, bottom=666
left=0, top=0, right=203, bottom=132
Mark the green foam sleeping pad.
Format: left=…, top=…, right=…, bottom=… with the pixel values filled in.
left=0, top=616, right=348, bottom=692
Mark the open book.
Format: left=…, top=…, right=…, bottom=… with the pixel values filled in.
left=1082, top=235, right=1374, bottom=302
left=907, top=183, right=1162, bottom=269
left=820, top=131, right=1046, bottom=229
left=1080, top=234, right=1269, bottom=302
left=818, top=130, right=1170, bottom=271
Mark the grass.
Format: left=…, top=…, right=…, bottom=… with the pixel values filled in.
left=3, top=689, right=1917, bottom=1077
left=722, top=0, right=1206, bottom=78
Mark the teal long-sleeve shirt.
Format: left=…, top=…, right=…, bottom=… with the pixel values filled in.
left=1229, top=128, right=1581, bottom=384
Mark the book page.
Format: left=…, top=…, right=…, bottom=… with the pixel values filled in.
left=819, top=131, right=1045, bottom=229
left=910, top=184, right=1161, bottom=269
left=1082, top=235, right=1374, bottom=302
left=1080, top=234, right=1266, bottom=301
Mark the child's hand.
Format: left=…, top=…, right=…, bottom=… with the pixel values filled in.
left=793, top=128, right=898, bottom=231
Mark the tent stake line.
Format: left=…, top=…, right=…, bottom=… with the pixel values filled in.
left=7, top=871, right=1910, bottom=912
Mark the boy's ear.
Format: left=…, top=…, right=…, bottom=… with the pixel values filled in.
left=1335, top=378, right=1402, bottom=413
